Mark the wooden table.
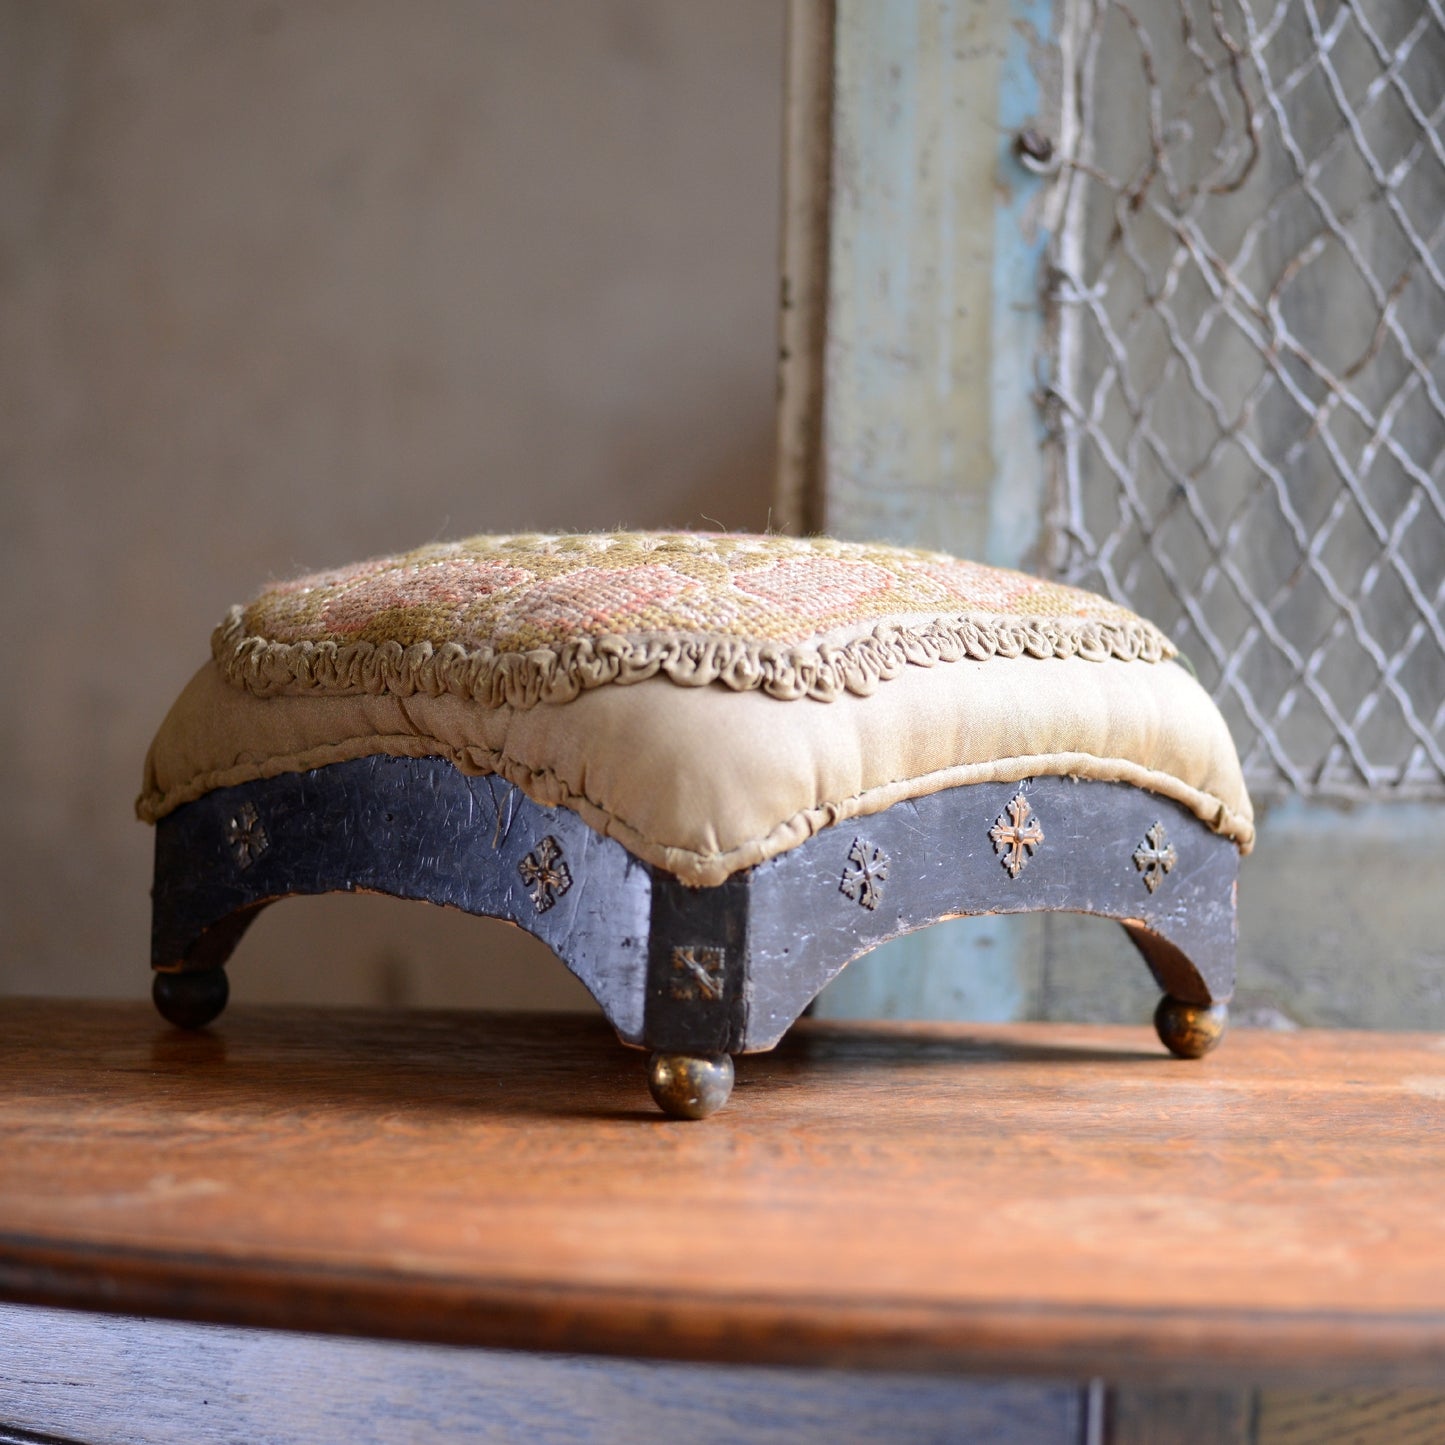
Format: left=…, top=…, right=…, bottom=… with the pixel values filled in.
left=2, top=1000, right=1444, bottom=1442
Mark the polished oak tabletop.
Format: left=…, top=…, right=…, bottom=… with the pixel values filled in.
left=1, top=999, right=1443, bottom=1385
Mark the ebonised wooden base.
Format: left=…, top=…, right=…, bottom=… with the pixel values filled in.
left=150, top=756, right=1239, bottom=1116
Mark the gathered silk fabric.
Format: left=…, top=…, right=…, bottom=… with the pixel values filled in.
left=140, top=531, right=1252, bottom=885
left=141, top=651, right=1252, bottom=888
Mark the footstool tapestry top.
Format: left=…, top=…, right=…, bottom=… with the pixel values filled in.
left=142, top=532, right=1252, bottom=885
left=213, top=532, right=1175, bottom=707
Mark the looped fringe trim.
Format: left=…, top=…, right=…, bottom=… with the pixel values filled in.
left=212, top=607, right=1177, bottom=707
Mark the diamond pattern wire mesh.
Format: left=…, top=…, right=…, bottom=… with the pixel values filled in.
left=1045, top=0, right=1445, bottom=798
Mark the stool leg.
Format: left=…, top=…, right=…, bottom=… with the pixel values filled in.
left=647, top=1052, right=735, bottom=1119
left=1154, top=996, right=1229, bottom=1059
left=152, top=967, right=230, bottom=1030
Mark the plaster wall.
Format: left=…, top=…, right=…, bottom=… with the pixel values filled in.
left=1, top=1, right=785, bottom=1011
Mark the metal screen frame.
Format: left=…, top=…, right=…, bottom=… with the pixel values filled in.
left=1045, top=0, right=1445, bottom=800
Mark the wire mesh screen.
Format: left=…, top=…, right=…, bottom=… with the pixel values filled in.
left=1046, top=0, right=1445, bottom=798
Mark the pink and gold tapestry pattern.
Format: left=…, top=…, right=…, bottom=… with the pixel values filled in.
left=216, top=532, right=1174, bottom=707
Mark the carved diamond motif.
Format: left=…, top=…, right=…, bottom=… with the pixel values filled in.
left=225, top=802, right=268, bottom=870
left=670, top=945, right=726, bottom=1002
left=1133, top=821, right=1178, bottom=893
left=989, top=792, right=1043, bottom=878
left=839, top=837, right=889, bottom=911
left=518, top=835, right=572, bottom=913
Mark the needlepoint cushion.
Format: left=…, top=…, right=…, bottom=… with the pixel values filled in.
left=139, top=532, right=1253, bottom=886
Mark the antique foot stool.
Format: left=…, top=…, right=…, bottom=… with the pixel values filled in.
left=138, top=532, right=1253, bottom=1118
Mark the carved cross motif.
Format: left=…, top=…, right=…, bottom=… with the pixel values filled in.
left=839, top=837, right=889, bottom=911
left=989, top=792, right=1043, bottom=878
left=518, top=835, right=572, bottom=913
left=670, top=945, right=726, bottom=1002
left=225, top=802, right=268, bottom=870
left=1133, top=821, right=1178, bottom=893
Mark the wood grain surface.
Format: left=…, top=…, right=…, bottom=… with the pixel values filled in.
left=1, top=1000, right=1443, bottom=1385
left=0, top=1302, right=1082, bottom=1445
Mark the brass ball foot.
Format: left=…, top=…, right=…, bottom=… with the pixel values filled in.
left=153, top=969, right=230, bottom=1031
left=1154, top=996, right=1228, bottom=1059
left=647, top=1052, right=735, bottom=1120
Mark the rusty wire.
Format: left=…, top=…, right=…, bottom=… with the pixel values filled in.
left=1046, top=0, right=1445, bottom=798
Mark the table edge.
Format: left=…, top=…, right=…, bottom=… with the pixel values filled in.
left=3, top=1231, right=1443, bottom=1387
